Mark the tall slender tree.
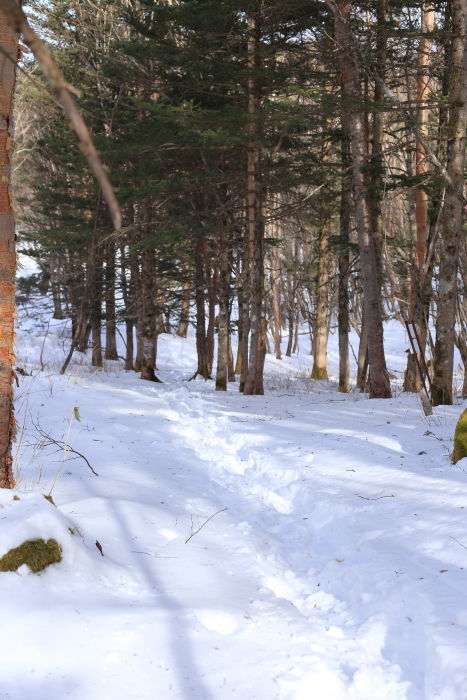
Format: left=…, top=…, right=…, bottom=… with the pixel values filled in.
left=0, top=8, right=19, bottom=488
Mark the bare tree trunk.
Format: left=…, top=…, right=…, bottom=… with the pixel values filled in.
left=243, top=11, right=265, bottom=395
left=270, top=243, right=282, bottom=360
left=206, top=261, right=217, bottom=377
left=404, top=3, right=435, bottom=392
left=140, top=246, right=160, bottom=382
left=177, top=278, right=190, bottom=338
left=193, top=228, right=210, bottom=379
left=0, top=11, right=18, bottom=487
left=357, top=312, right=369, bottom=391
left=129, top=240, right=142, bottom=372
left=90, top=248, right=103, bottom=368
left=332, top=0, right=391, bottom=399
left=311, top=222, right=330, bottom=379
left=104, top=241, right=118, bottom=360
left=239, top=254, right=250, bottom=390
left=119, top=243, right=134, bottom=371
left=338, top=123, right=351, bottom=392
left=216, top=223, right=230, bottom=391
left=50, top=254, right=64, bottom=319
left=285, top=306, right=294, bottom=358
left=432, top=0, right=466, bottom=405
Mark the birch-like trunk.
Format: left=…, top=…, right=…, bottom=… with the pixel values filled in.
left=104, top=241, right=118, bottom=360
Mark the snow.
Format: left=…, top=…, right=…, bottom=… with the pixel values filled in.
left=3, top=285, right=466, bottom=699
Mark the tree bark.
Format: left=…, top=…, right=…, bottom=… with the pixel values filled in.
left=404, top=3, right=435, bottom=393
left=332, top=0, right=391, bottom=399
left=140, top=246, right=160, bottom=382
left=0, top=10, right=18, bottom=488
left=193, top=228, right=210, bottom=379
left=338, top=123, right=351, bottom=393
left=270, top=242, right=282, bottom=360
left=104, top=241, right=118, bottom=360
left=216, top=223, right=230, bottom=391
left=90, top=248, right=103, bottom=368
left=243, top=11, right=265, bottom=395
left=311, top=222, right=330, bottom=380
left=119, top=243, right=134, bottom=371
left=432, top=0, right=466, bottom=405
left=177, top=278, right=190, bottom=338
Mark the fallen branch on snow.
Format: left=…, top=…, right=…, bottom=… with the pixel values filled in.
left=185, top=507, right=227, bottom=544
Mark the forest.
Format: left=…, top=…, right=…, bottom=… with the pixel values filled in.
left=0, top=1, right=465, bottom=698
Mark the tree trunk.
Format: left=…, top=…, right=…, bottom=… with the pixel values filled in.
left=177, top=278, right=190, bottom=338
left=140, top=247, right=160, bottom=382
left=216, top=223, right=230, bottom=391
left=104, top=241, right=118, bottom=360
left=338, top=123, right=351, bottom=393
left=311, top=222, right=330, bottom=380
left=119, top=243, right=134, bottom=371
left=432, top=0, right=466, bottom=405
left=90, top=248, right=103, bottom=368
left=239, top=253, right=250, bottom=390
left=357, top=312, right=369, bottom=391
left=50, top=254, right=64, bottom=319
left=0, top=11, right=18, bottom=488
left=206, top=262, right=217, bottom=377
left=404, top=3, right=435, bottom=393
left=243, top=11, right=265, bottom=395
left=270, top=229, right=282, bottom=360
left=333, top=0, right=391, bottom=399
left=193, top=228, right=210, bottom=379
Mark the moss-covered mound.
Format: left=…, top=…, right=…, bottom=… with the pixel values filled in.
left=0, top=538, right=62, bottom=573
left=453, top=409, right=467, bottom=464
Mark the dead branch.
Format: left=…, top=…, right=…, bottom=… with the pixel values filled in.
left=2, top=0, right=122, bottom=231
left=31, top=417, right=99, bottom=476
left=185, top=507, right=227, bottom=544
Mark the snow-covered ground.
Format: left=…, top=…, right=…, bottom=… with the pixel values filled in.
left=2, top=285, right=466, bottom=700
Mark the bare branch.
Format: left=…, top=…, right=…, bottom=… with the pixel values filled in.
left=185, top=507, right=227, bottom=544
left=2, top=0, right=122, bottom=230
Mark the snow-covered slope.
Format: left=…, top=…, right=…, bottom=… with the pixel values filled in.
left=2, top=292, right=466, bottom=699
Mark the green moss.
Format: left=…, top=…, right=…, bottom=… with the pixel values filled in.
left=311, top=366, right=329, bottom=380
left=453, top=409, right=467, bottom=464
left=0, top=539, right=62, bottom=573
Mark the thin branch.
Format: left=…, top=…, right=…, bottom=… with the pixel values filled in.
left=355, top=493, right=395, bottom=500
left=185, top=507, right=227, bottom=544
left=2, top=0, right=122, bottom=230
left=31, top=418, right=99, bottom=476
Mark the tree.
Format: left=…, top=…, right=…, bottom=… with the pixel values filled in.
left=330, top=0, right=391, bottom=399
left=431, top=0, right=466, bottom=406
left=0, top=8, right=19, bottom=488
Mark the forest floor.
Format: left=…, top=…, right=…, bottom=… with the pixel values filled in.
left=2, top=280, right=466, bottom=699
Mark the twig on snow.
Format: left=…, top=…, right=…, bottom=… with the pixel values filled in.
left=31, top=417, right=99, bottom=476
left=355, top=493, right=394, bottom=501
left=185, top=507, right=227, bottom=544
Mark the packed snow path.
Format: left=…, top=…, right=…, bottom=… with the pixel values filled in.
left=6, top=338, right=466, bottom=700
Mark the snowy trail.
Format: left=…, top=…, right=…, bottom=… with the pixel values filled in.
left=5, top=316, right=467, bottom=699
left=149, top=385, right=467, bottom=699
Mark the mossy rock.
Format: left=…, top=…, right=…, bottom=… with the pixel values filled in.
left=0, top=538, right=62, bottom=573
left=453, top=409, right=467, bottom=464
